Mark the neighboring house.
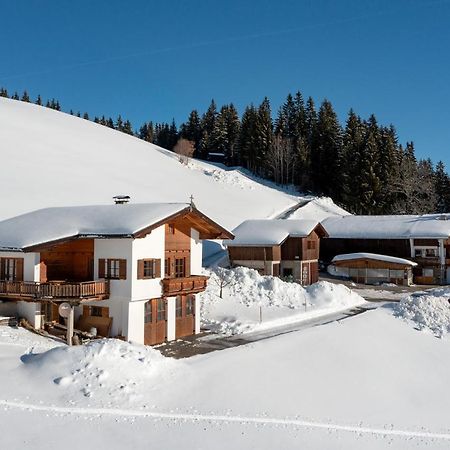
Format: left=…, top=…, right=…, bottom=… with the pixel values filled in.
left=225, top=219, right=328, bottom=285
left=322, top=214, right=450, bottom=285
left=0, top=202, right=233, bottom=345
left=328, top=253, right=417, bottom=286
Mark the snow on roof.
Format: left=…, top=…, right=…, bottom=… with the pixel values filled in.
left=322, top=214, right=450, bottom=239
left=332, top=253, right=417, bottom=267
left=0, top=203, right=191, bottom=251
left=225, top=219, right=322, bottom=246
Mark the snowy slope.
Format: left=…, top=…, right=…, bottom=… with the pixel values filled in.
left=1, top=306, right=450, bottom=449
left=0, top=98, right=349, bottom=230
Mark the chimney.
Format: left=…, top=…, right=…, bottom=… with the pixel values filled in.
left=113, top=195, right=130, bottom=205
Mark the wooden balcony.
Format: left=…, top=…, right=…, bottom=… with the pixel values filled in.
left=0, top=280, right=109, bottom=302
left=162, top=275, right=209, bottom=296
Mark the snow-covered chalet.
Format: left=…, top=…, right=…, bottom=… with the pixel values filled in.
left=225, top=219, right=328, bottom=285
left=0, top=202, right=233, bottom=345
left=322, top=214, right=450, bottom=285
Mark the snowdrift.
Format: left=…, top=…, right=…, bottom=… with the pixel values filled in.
left=20, top=339, right=181, bottom=400
left=200, top=267, right=365, bottom=334
left=394, top=288, right=450, bottom=338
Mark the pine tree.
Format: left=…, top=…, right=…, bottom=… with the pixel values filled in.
left=311, top=100, right=343, bottom=198
left=35, top=95, right=42, bottom=106
left=238, top=105, right=258, bottom=172
left=122, top=119, right=134, bottom=135
left=115, top=115, right=124, bottom=131
left=434, top=161, right=450, bottom=212
left=21, top=90, right=30, bottom=102
left=210, top=104, right=240, bottom=165
left=199, top=99, right=217, bottom=159
left=12, top=91, right=19, bottom=100
left=0, top=87, right=8, bottom=97
left=180, top=110, right=203, bottom=158
left=83, top=112, right=89, bottom=120
left=254, top=97, right=273, bottom=176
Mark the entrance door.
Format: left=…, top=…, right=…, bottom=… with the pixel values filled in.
left=175, top=294, right=195, bottom=339
left=144, top=298, right=167, bottom=345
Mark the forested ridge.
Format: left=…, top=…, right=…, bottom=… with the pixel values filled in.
left=2, top=86, right=449, bottom=215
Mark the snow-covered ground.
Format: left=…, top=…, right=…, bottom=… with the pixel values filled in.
left=199, top=267, right=366, bottom=334
left=1, top=303, right=450, bottom=449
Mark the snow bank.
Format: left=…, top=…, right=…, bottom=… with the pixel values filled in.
left=199, top=267, right=365, bottom=335
left=394, top=288, right=450, bottom=338
left=20, top=339, right=180, bottom=400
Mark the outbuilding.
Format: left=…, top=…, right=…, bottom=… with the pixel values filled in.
left=225, top=219, right=328, bottom=285
left=328, top=252, right=417, bottom=286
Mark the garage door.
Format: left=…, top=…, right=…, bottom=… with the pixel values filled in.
left=175, top=294, right=195, bottom=339
left=144, top=298, right=167, bottom=345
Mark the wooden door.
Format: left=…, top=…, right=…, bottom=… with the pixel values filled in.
left=175, top=295, right=195, bottom=339
left=144, top=298, right=167, bottom=345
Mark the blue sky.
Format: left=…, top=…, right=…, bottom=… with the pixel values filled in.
left=1, top=0, right=450, bottom=166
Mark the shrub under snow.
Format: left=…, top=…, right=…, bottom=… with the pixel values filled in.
left=20, top=339, right=180, bottom=400
left=199, top=267, right=365, bottom=335
left=394, top=288, right=450, bottom=338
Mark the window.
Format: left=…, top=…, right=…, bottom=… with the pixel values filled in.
left=415, top=249, right=423, bottom=257
left=99, top=259, right=126, bottom=280
left=168, top=224, right=175, bottom=234
left=90, top=306, right=103, bottom=317
left=137, top=259, right=161, bottom=279
left=175, top=258, right=185, bottom=278
left=165, top=258, right=171, bottom=277
left=0, top=257, right=24, bottom=281
left=425, top=248, right=437, bottom=257
left=307, top=241, right=316, bottom=250
left=176, top=296, right=183, bottom=317
left=144, top=301, right=152, bottom=324
left=157, top=298, right=166, bottom=321
left=186, top=295, right=195, bottom=316
left=423, top=268, right=434, bottom=277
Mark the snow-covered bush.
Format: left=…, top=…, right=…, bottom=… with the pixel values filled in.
left=199, top=267, right=365, bottom=335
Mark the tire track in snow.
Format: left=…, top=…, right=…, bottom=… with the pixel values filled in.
left=1, top=399, right=450, bottom=441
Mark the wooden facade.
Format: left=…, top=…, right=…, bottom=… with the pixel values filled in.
left=228, top=228, right=323, bottom=286
left=331, top=257, right=414, bottom=286
left=322, top=237, right=448, bottom=285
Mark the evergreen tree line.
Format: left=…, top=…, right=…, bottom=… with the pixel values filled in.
left=2, top=86, right=450, bottom=215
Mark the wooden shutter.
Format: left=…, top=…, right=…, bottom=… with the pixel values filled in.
left=98, top=259, right=105, bottom=278
left=119, top=259, right=127, bottom=280
left=155, top=259, right=161, bottom=278
left=0, top=258, right=4, bottom=280
left=137, top=260, right=144, bottom=279
left=15, top=258, right=24, bottom=281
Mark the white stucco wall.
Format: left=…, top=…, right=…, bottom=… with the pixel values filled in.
left=132, top=225, right=165, bottom=300
left=190, top=228, right=203, bottom=275
left=93, top=238, right=133, bottom=338
left=0, top=251, right=40, bottom=282
left=166, top=296, right=176, bottom=341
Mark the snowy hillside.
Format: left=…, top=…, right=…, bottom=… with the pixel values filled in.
left=0, top=97, right=345, bottom=230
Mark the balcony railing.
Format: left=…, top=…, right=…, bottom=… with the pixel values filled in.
left=0, top=280, right=110, bottom=301
left=162, top=275, right=209, bottom=296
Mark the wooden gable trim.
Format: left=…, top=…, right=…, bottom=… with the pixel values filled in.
left=133, top=207, right=234, bottom=240
left=312, top=223, right=329, bottom=239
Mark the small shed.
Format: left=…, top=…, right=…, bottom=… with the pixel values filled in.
left=328, top=252, right=417, bottom=286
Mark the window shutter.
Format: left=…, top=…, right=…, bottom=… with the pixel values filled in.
left=155, top=259, right=161, bottom=278
left=98, top=259, right=105, bottom=278
left=0, top=258, right=4, bottom=280
left=137, top=260, right=144, bottom=279
left=119, top=259, right=127, bottom=280
left=15, top=258, right=24, bottom=281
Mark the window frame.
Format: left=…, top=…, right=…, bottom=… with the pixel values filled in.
left=144, top=301, right=153, bottom=324
left=157, top=298, right=166, bottom=322
left=175, top=258, right=186, bottom=278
